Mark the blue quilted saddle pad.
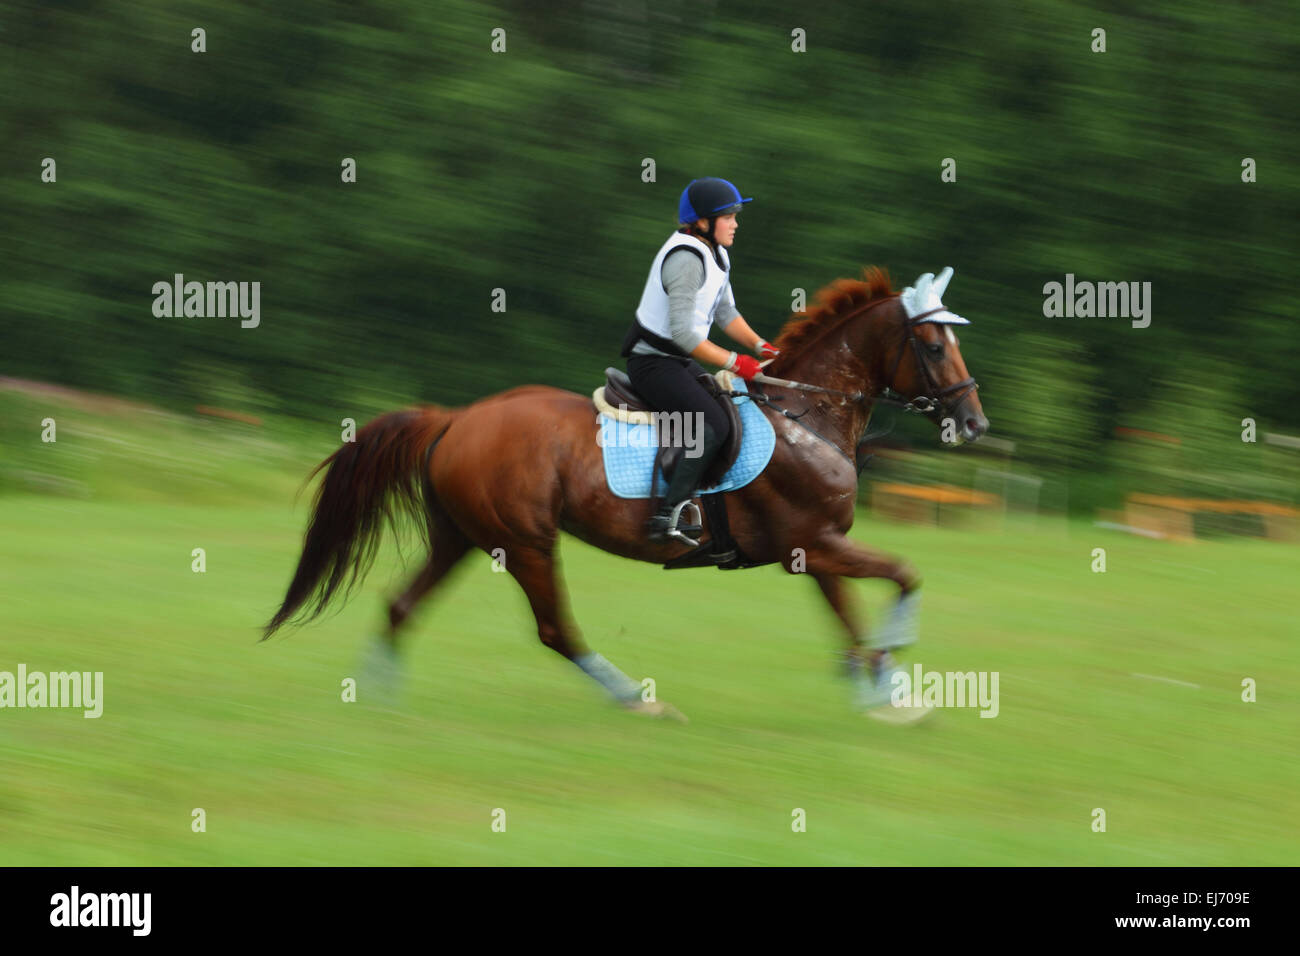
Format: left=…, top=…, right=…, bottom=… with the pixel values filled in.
left=598, top=378, right=776, bottom=499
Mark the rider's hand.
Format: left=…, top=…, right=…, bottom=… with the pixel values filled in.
left=730, top=354, right=762, bottom=380
left=755, top=339, right=780, bottom=360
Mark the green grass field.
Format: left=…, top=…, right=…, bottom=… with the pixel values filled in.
left=1, top=387, right=1295, bottom=865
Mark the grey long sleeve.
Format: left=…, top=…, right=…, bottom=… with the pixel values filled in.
left=631, top=248, right=740, bottom=357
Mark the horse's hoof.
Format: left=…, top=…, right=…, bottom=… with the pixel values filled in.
left=360, top=635, right=404, bottom=706
left=863, top=694, right=935, bottom=725
left=622, top=699, right=689, bottom=723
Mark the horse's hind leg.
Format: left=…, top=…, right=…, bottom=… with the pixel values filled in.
left=362, top=513, right=469, bottom=699
left=506, top=545, right=686, bottom=721
left=384, top=514, right=471, bottom=648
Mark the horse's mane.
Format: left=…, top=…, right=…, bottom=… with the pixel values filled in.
left=773, top=267, right=896, bottom=358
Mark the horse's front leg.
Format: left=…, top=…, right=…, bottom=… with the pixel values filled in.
left=811, top=573, right=873, bottom=672
left=801, top=533, right=920, bottom=592
left=802, top=535, right=930, bottom=720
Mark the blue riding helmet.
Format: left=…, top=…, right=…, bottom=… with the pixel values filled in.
left=677, top=178, right=753, bottom=224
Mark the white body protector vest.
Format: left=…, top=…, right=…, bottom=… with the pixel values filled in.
left=632, top=232, right=733, bottom=355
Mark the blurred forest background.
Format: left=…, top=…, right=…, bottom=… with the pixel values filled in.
left=2, top=0, right=1297, bottom=514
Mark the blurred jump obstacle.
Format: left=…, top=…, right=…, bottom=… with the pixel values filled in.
left=872, top=482, right=1000, bottom=525
left=1105, top=426, right=1300, bottom=541
left=864, top=435, right=1046, bottom=529
left=1123, top=494, right=1299, bottom=541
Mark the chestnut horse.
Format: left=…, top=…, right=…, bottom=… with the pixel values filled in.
left=264, top=267, right=988, bottom=721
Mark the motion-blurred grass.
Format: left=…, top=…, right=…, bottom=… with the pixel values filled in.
left=0, top=389, right=1295, bottom=865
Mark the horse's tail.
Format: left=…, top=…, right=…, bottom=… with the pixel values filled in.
left=262, top=406, right=457, bottom=639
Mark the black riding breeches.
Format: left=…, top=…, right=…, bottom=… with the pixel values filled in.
left=625, top=354, right=731, bottom=508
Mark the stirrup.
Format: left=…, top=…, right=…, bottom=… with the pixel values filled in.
left=665, top=500, right=702, bottom=548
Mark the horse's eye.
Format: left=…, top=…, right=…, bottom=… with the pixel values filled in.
left=927, top=343, right=943, bottom=357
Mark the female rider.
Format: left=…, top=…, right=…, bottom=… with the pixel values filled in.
left=620, top=177, right=779, bottom=541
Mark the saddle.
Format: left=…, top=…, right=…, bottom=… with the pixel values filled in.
left=595, top=366, right=767, bottom=570
left=599, top=367, right=744, bottom=490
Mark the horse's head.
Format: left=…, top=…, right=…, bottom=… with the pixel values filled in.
left=881, top=267, right=988, bottom=443
left=771, top=266, right=990, bottom=444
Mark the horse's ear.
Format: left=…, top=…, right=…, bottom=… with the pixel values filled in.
left=913, top=272, right=934, bottom=302
left=933, top=266, right=954, bottom=300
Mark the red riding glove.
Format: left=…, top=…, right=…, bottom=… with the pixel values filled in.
left=756, top=339, right=780, bottom=360
left=730, top=354, right=762, bottom=380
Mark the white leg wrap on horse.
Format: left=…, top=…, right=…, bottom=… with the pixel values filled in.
left=851, top=652, right=899, bottom=710
left=360, top=633, right=403, bottom=699
left=870, top=590, right=921, bottom=650
left=363, top=633, right=398, bottom=666
left=574, top=652, right=641, bottom=702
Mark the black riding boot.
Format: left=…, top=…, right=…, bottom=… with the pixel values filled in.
left=647, top=422, right=722, bottom=542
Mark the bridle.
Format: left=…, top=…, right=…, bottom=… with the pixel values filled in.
left=879, top=304, right=979, bottom=418
left=753, top=295, right=979, bottom=421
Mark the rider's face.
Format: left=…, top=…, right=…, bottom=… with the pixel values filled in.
left=697, top=213, right=738, bottom=246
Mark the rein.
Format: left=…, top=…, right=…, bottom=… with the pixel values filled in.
left=753, top=296, right=979, bottom=419
left=738, top=384, right=856, bottom=465
left=729, top=295, right=980, bottom=469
